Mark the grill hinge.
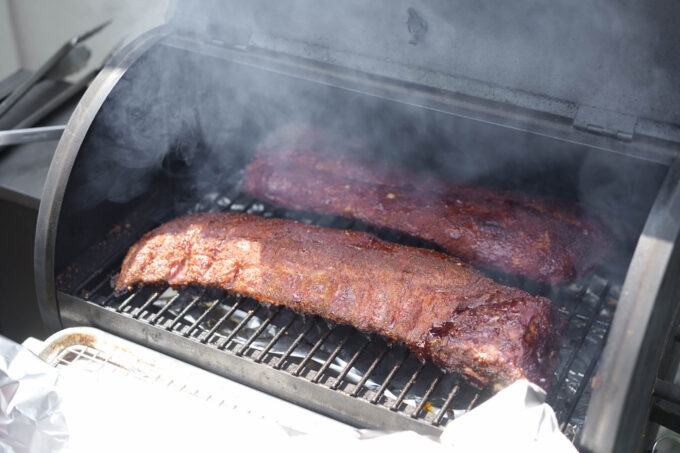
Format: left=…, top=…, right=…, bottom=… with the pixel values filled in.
left=573, top=105, right=637, bottom=141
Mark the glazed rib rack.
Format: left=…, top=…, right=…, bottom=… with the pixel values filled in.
left=63, top=185, right=618, bottom=440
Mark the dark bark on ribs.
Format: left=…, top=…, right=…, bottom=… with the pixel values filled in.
left=115, top=212, right=561, bottom=388
left=242, top=126, right=610, bottom=285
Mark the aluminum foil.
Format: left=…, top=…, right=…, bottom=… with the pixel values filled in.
left=0, top=335, right=68, bottom=453
left=441, top=380, right=577, bottom=452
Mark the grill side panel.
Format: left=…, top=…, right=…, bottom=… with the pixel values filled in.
left=581, top=157, right=680, bottom=453
left=34, top=28, right=171, bottom=332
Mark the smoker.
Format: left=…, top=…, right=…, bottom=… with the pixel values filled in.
left=33, top=1, right=680, bottom=451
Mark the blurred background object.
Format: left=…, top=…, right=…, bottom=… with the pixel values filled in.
left=0, top=0, right=168, bottom=342
left=0, top=0, right=169, bottom=81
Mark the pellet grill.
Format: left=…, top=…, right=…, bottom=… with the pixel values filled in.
left=33, top=1, right=680, bottom=451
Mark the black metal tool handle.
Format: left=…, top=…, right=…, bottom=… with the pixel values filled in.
left=14, top=69, right=98, bottom=130
left=651, top=379, right=680, bottom=433
left=0, top=20, right=110, bottom=119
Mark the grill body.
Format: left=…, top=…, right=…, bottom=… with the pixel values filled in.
left=34, top=23, right=680, bottom=452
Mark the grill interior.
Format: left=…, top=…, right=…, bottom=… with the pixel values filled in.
left=48, top=39, right=670, bottom=443
left=59, top=179, right=619, bottom=441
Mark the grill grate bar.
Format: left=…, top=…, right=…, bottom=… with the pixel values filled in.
left=433, top=383, right=460, bottom=425
left=331, top=336, right=371, bottom=390
left=73, top=271, right=106, bottom=296
left=201, top=297, right=244, bottom=344
left=548, top=287, right=609, bottom=407
left=352, top=347, right=389, bottom=397
left=254, top=316, right=298, bottom=363
left=274, top=320, right=316, bottom=370
left=131, top=291, right=163, bottom=319
left=183, top=298, right=220, bottom=337
left=560, top=323, right=611, bottom=430
left=80, top=274, right=112, bottom=300
left=412, top=373, right=443, bottom=419
left=217, top=305, right=260, bottom=349
left=167, top=295, right=202, bottom=330
left=101, top=291, right=120, bottom=307
left=312, top=332, right=352, bottom=384
left=371, top=350, right=409, bottom=404
left=148, top=292, right=182, bottom=325
left=235, top=306, right=282, bottom=356
left=229, top=194, right=256, bottom=212
left=71, top=242, right=137, bottom=296
left=391, top=363, right=425, bottom=411
left=293, top=327, right=334, bottom=377
left=466, top=393, right=481, bottom=412
left=115, top=291, right=141, bottom=313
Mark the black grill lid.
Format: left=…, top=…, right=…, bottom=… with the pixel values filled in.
left=169, top=0, right=680, bottom=142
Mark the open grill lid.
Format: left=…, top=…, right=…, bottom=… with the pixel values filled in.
left=168, top=0, right=680, bottom=143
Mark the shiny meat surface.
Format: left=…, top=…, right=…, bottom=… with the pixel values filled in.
left=242, top=126, right=609, bottom=285
left=115, top=212, right=561, bottom=388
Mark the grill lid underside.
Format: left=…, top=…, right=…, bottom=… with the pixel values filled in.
left=170, top=0, right=680, bottom=140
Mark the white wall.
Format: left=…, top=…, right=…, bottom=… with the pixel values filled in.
left=0, top=0, right=169, bottom=80
left=0, top=0, right=20, bottom=79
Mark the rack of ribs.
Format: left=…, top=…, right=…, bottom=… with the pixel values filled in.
left=115, top=212, right=562, bottom=388
left=242, top=125, right=609, bottom=285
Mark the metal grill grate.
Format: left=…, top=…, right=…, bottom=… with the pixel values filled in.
left=51, top=344, right=223, bottom=403
left=64, top=188, right=619, bottom=439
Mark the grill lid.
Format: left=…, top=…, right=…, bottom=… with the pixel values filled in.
left=168, top=0, right=680, bottom=142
